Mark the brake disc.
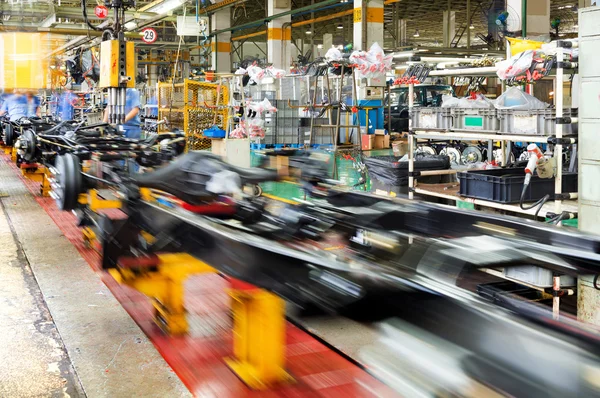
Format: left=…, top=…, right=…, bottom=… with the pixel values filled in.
left=461, top=145, right=483, bottom=164
left=417, top=145, right=437, bottom=156
left=440, top=146, right=462, bottom=165
left=19, top=129, right=38, bottom=163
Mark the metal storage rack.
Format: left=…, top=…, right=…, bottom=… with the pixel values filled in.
left=406, top=44, right=579, bottom=220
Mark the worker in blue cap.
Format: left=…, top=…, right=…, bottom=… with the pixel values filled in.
left=103, top=88, right=142, bottom=139
left=0, top=90, right=41, bottom=121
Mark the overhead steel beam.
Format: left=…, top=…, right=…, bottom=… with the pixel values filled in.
left=210, top=0, right=341, bottom=37
left=228, top=0, right=399, bottom=40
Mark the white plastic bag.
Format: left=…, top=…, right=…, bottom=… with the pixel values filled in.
left=494, top=87, right=549, bottom=110
left=458, top=96, right=494, bottom=109
left=443, top=94, right=494, bottom=109
left=442, top=95, right=460, bottom=108
left=325, top=47, right=343, bottom=62
left=496, top=50, right=535, bottom=80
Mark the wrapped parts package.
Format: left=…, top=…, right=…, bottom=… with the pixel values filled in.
left=364, top=154, right=451, bottom=188
left=247, top=98, right=277, bottom=117
left=349, top=42, right=393, bottom=78
left=494, top=87, right=549, bottom=110
left=230, top=119, right=267, bottom=139
left=266, top=66, right=286, bottom=79
left=230, top=98, right=277, bottom=139
left=247, top=65, right=266, bottom=84
left=240, top=65, right=286, bottom=84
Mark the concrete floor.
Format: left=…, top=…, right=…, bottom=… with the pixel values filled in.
left=0, top=204, right=83, bottom=397
left=0, top=158, right=190, bottom=397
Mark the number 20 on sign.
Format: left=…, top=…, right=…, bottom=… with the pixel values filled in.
left=141, top=28, right=158, bottom=44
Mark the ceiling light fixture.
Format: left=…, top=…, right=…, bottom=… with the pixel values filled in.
left=306, top=30, right=312, bottom=34
left=469, top=24, right=474, bottom=30
left=147, top=0, right=185, bottom=14
left=317, top=44, right=323, bottom=49
left=337, top=23, right=343, bottom=29
left=413, top=29, right=420, bottom=38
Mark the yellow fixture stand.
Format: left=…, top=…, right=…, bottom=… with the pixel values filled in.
left=20, top=165, right=51, bottom=197
left=108, top=248, right=292, bottom=388
left=77, top=189, right=123, bottom=247
left=110, top=253, right=217, bottom=335
left=225, top=288, right=293, bottom=390
left=84, top=189, right=122, bottom=210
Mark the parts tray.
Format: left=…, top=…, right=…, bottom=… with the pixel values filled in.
left=457, top=167, right=578, bottom=204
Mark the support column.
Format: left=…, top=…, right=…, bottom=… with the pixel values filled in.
left=396, top=19, right=407, bottom=47
left=323, top=33, right=333, bottom=50
left=353, top=0, right=384, bottom=136
left=507, top=0, right=550, bottom=38
left=211, top=8, right=232, bottom=72
left=443, top=10, right=456, bottom=47
left=353, top=0, right=384, bottom=51
left=577, top=5, right=600, bottom=326
left=267, top=0, right=291, bottom=71
left=149, top=65, right=157, bottom=86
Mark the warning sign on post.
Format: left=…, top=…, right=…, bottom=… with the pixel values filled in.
left=141, top=28, right=158, bottom=44
left=94, top=5, right=108, bottom=19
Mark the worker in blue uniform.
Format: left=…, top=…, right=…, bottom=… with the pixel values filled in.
left=0, top=90, right=41, bottom=121
left=26, top=92, right=41, bottom=117
left=58, top=91, right=78, bottom=121
left=103, top=88, right=142, bottom=139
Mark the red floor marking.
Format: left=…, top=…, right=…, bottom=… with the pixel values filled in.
left=1, top=155, right=397, bottom=397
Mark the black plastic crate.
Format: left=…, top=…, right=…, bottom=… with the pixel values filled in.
left=457, top=167, right=577, bottom=204
left=364, top=154, right=451, bottom=188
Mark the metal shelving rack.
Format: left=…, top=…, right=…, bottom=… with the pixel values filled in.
left=406, top=44, right=579, bottom=221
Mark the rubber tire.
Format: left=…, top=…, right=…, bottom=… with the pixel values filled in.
left=4, top=123, right=15, bottom=146
left=55, top=153, right=82, bottom=211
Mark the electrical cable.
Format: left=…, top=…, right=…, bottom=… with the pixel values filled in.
left=81, top=0, right=103, bottom=32
left=519, top=183, right=549, bottom=219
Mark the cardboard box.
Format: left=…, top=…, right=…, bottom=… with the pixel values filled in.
left=374, top=134, right=390, bottom=149
left=361, top=134, right=374, bottom=150
left=392, top=139, right=408, bottom=156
